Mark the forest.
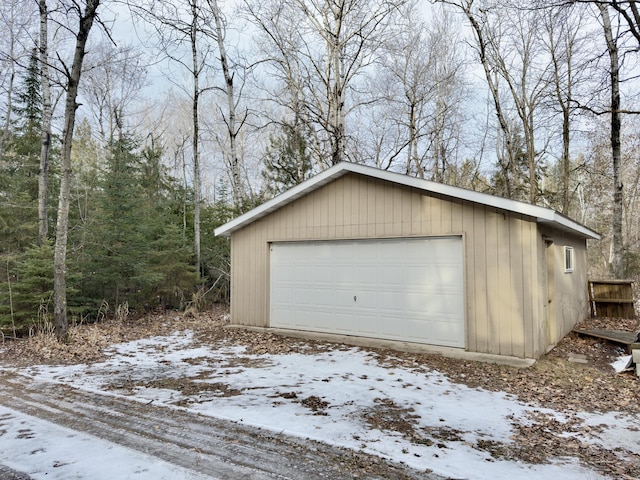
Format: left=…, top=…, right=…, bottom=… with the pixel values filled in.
left=1, top=0, right=639, bottom=338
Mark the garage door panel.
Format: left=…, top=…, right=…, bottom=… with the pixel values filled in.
left=330, top=294, right=355, bottom=308
left=430, top=320, right=464, bottom=347
left=357, top=311, right=381, bottom=335
left=377, top=266, right=403, bottom=285
left=378, top=291, right=403, bottom=308
left=270, top=237, right=465, bottom=348
left=334, top=265, right=354, bottom=282
left=292, top=287, right=313, bottom=304
left=356, top=265, right=378, bottom=285
left=311, top=310, right=334, bottom=330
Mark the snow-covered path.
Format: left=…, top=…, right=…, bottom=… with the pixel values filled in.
left=0, top=370, right=431, bottom=480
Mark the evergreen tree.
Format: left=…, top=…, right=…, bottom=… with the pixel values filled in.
left=0, top=241, right=56, bottom=333
left=262, top=122, right=313, bottom=196
left=200, top=199, right=234, bottom=303
left=0, top=49, right=44, bottom=255
left=13, top=49, right=42, bottom=136
left=74, top=138, right=150, bottom=310
left=72, top=137, right=197, bottom=316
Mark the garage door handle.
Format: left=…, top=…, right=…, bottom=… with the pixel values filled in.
left=353, top=295, right=357, bottom=302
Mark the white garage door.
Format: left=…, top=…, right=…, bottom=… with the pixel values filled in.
left=269, top=237, right=465, bottom=348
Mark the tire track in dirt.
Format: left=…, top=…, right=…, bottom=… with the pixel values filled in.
left=0, top=370, right=438, bottom=480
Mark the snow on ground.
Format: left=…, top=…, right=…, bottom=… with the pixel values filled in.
left=6, top=330, right=637, bottom=479
left=0, top=405, right=210, bottom=480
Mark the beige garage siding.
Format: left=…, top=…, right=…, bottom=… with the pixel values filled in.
left=539, top=227, right=589, bottom=347
left=231, top=173, right=544, bottom=358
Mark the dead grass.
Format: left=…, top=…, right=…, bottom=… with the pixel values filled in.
left=0, top=305, right=229, bottom=366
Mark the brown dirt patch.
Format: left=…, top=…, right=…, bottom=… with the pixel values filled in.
left=274, top=391, right=330, bottom=415
left=363, top=398, right=465, bottom=449
left=108, top=377, right=243, bottom=400
left=476, top=410, right=640, bottom=478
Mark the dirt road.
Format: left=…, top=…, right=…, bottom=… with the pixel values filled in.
left=0, top=370, right=438, bottom=480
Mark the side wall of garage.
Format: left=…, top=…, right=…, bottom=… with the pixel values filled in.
left=231, top=173, right=545, bottom=358
left=539, top=226, right=590, bottom=348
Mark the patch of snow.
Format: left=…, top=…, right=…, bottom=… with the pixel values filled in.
left=0, top=406, right=210, bottom=480
left=13, top=333, right=632, bottom=480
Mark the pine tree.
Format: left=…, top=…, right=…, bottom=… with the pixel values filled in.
left=0, top=241, right=54, bottom=334
left=262, top=122, right=313, bottom=196
left=75, top=138, right=149, bottom=310
left=0, top=49, right=44, bottom=255
left=72, top=137, right=197, bottom=316
left=13, top=49, right=42, bottom=136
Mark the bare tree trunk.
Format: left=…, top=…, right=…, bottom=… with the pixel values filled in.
left=209, top=0, right=243, bottom=204
left=0, top=69, right=15, bottom=162
left=189, top=0, right=202, bottom=278
left=550, top=26, right=571, bottom=214
left=598, top=3, right=624, bottom=278
left=53, top=0, right=101, bottom=340
left=525, top=111, right=536, bottom=204
left=327, top=4, right=346, bottom=166
left=38, top=0, right=52, bottom=245
left=0, top=7, right=18, bottom=162
left=561, top=104, right=570, bottom=214
left=459, top=3, right=515, bottom=197
left=406, top=102, right=423, bottom=178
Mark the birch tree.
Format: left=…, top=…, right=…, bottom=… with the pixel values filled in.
left=438, top=0, right=519, bottom=198
left=132, top=0, right=219, bottom=277
left=205, top=0, right=248, bottom=205
left=0, top=1, right=36, bottom=162
left=53, top=0, right=101, bottom=340
left=243, top=0, right=316, bottom=176
left=82, top=43, right=148, bottom=142
left=597, top=3, right=624, bottom=278
left=246, top=0, right=402, bottom=167
left=377, top=3, right=467, bottom=179
left=38, top=0, right=53, bottom=245
left=440, top=0, right=557, bottom=203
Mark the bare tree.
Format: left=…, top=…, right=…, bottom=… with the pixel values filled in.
left=82, top=42, right=148, bottom=142
left=205, top=0, right=248, bottom=205
left=597, top=3, right=624, bottom=278
left=246, top=0, right=402, bottom=168
left=438, top=0, right=520, bottom=198
left=376, top=3, right=467, bottom=180
left=38, top=0, right=53, bottom=245
left=0, top=1, right=36, bottom=162
left=543, top=4, right=575, bottom=214
left=243, top=0, right=317, bottom=175
left=53, top=0, right=101, bottom=340
left=132, top=0, right=221, bottom=277
left=440, top=0, right=558, bottom=203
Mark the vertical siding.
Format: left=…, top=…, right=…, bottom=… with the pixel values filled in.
left=540, top=227, right=590, bottom=347
left=472, top=205, right=488, bottom=353
left=484, top=210, right=501, bottom=353
left=230, top=173, right=562, bottom=358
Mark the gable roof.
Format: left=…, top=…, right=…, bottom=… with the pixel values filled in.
left=215, top=162, right=600, bottom=240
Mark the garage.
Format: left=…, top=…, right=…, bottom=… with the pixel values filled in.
left=269, top=237, right=465, bottom=347
left=216, top=162, right=599, bottom=359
